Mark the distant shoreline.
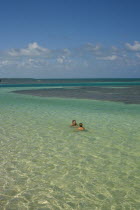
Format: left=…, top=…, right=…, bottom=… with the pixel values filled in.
left=12, top=86, right=140, bottom=104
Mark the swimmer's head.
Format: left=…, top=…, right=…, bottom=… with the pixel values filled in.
left=79, top=123, right=83, bottom=127
left=72, top=120, right=77, bottom=126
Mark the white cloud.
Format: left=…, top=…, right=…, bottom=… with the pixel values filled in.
left=17, top=58, right=49, bottom=68
left=136, top=53, right=140, bottom=58
left=111, top=46, right=118, bottom=51
left=85, top=43, right=101, bottom=51
left=0, top=59, right=13, bottom=67
left=76, top=43, right=102, bottom=57
left=125, top=41, right=140, bottom=51
left=0, top=60, right=9, bottom=66
left=62, top=48, right=71, bottom=56
left=96, top=55, right=118, bottom=61
left=57, top=57, right=64, bottom=64
left=56, top=55, right=72, bottom=65
left=8, top=42, right=50, bottom=56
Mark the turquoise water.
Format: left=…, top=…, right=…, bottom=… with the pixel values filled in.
left=0, top=86, right=140, bottom=209
left=1, top=81, right=140, bottom=88
left=1, top=78, right=140, bottom=88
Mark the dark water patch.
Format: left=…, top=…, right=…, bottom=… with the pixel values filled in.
left=12, top=86, right=140, bottom=104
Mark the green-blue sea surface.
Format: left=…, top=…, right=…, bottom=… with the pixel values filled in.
left=0, top=87, right=140, bottom=210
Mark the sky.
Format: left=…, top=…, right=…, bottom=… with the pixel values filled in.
left=0, top=0, right=140, bottom=78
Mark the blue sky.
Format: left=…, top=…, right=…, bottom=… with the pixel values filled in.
left=0, top=0, right=140, bottom=78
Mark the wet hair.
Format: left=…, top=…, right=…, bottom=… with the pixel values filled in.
left=72, top=120, right=77, bottom=126
left=79, top=123, right=83, bottom=127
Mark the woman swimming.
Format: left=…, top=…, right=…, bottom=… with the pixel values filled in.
left=70, top=120, right=78, bottom=127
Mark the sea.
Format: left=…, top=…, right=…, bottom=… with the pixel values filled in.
left=0, top=79, right=140, bottom=210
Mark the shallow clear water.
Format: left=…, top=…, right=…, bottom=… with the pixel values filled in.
left=0, top=87, right=140, bottom=209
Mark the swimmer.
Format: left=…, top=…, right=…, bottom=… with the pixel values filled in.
left=77, top=123, right=85, bottom=131
left=70, top=120, right=78, bottom=127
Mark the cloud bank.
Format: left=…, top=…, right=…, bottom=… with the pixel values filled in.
left=0, top=41, right=140, bottom=78
left=125, top=41, right=140, bottom=51
left=8, top=42, right=50, bottom=57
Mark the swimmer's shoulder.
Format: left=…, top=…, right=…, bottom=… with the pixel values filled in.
left=77, top=127, right=85, bottom=131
